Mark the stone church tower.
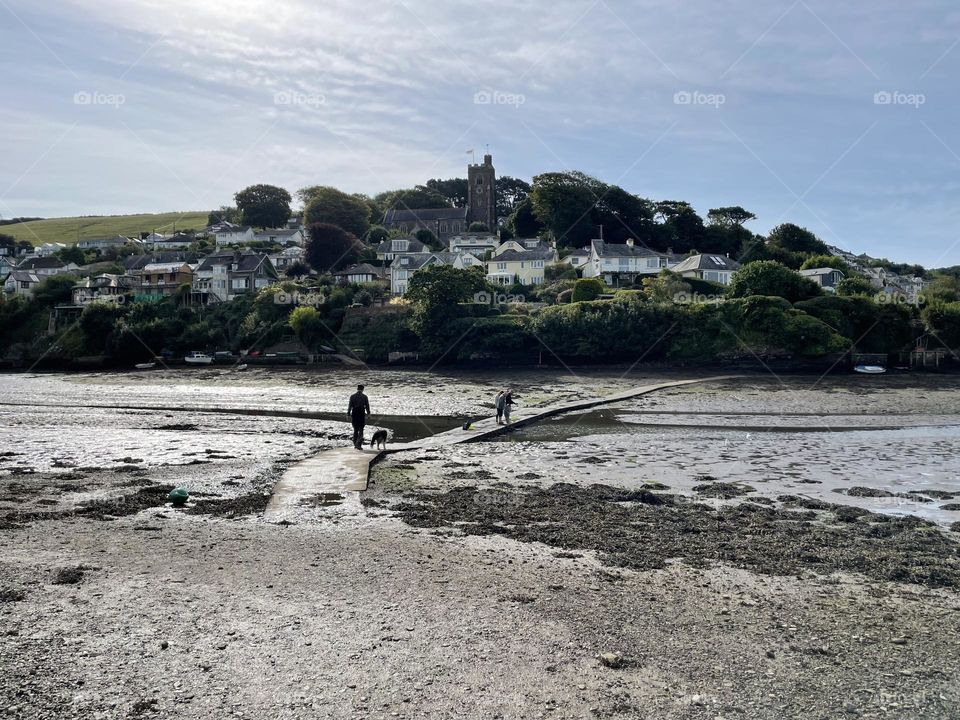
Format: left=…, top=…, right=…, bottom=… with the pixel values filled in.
left=467, top=153, right=496, bottom=230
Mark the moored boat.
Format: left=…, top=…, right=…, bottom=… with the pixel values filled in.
left=854, top=365, right=886, bottom=374
left=184, top=351, right=213, bottom=365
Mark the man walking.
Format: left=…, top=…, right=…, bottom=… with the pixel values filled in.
left=347, top=384, right=370, bottom=450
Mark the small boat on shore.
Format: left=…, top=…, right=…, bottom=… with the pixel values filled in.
left=235, top=363, right=248, bottom=371
left=854, top=365, right=886, bottom=374
left=134, top=362, right=156, bottom=370
left=184, top=351, right=213, bottom=365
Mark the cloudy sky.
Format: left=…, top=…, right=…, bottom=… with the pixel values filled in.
left=1, top=0, right=959, bottom=266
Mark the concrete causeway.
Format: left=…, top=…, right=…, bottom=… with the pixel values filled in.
left=263, top=375, right=740, bottom=520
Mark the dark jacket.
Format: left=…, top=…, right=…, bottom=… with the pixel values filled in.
left=348, top=391, right=370, bottom=422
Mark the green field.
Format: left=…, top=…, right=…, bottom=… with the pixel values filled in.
left=2, top=211, right=211, bottom=246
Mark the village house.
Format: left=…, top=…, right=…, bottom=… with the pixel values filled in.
left=16, top=256, right=80, bottom=278
left=375, top=237, right=427, bottom=263
left=581, top=239, right=680, bottom=287
left=192, top=251, right=278, bottom=302
left=490, top=238, right=549, bottom=256
left=71, top=274, right=135, bottom=305
left=211, top=223, right=256, bottom=246
left=390, top=251, right=481, bottom=295
left=565, top=247, right=590, bottom=272
left=123, top=251, right=203, bottom=274
left=800, top=267, right=845, bottom=292
left=332, top=263, right=388, bottom=286
left=4, top=271, right=42, bottom=297
left=77, top=235, right=137, bottom=252
left=268, top=246, right=306, bottom=274
left=671, top=254, right=742, bottom=286
left=448, top=233, right=500, bottom=256
left=137, top=261, right=193, bottom=298
left=148, top=233, right=196, bottom=250
left=253, top=228, right=305, bottom=246
left=486, top=246, right=558, bottom=286
left=33, top=243, right=68, bottom=258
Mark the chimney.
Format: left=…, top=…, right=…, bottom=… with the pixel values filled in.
left=667, top=247, right=673, bottom=255
left=626, top=238, right=634, bottom=247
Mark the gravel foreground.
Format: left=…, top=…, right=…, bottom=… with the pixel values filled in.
left=2, top=488, right=960, bottom=719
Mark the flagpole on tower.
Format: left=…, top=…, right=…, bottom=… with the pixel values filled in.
left=466, top=148, right=475, bottom=164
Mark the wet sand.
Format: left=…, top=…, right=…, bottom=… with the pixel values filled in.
left=2, top=370, right=960, bottom=718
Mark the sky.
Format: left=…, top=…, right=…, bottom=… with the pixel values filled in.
left=1, top=0, right=959, bottom=267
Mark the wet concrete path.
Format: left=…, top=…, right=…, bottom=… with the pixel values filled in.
left=263, top=375, right=741, bottom=520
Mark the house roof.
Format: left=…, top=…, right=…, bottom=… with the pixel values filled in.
left=567, top=247, right=590, bottom=258
left=671, top=254, right=741, bottom=273
left=8, top=271, right=41, bottom=283
left=384, top=207, right=467, bottom=224
left=17, top=256, right=66, bottom=270
left=492, top=248, right=557, bottom=262
left=195, top=252, right=273, bottom=273
left=334, top=263, right=386, bottom=278
left=376, top=238, right=427, bottom=254
left=590, top=239, right=664, bottom=258
left=392, top=252, right=443, bottom=270
left=124, top=252, right=203, bottom=270
left=142, top=262, right=190, bottom=273
left=800, top=267, right=844, bottom=277
left=254, top=228, right=301, bottom=238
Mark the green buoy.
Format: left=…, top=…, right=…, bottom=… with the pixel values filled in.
left=168, top=487, right=189, bottom=507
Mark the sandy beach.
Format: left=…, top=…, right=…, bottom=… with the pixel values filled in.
left=2, top=369, right=959, bottom=718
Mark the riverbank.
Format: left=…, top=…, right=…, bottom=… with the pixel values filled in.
left=2, top=371, right=959, bottom=718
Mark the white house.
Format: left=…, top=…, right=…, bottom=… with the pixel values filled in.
left=192, top=251, right=278, bottom=302
left=333, top=263, right=387, bottom=286
left=4, top=271, right=42, bottom=297
left=565, top=247, right=590, bottom=271
left=582, top=239, right=680, bottom=286
left=486, top=246, right=558, bottom=286
left=77, top=235, right=137, bottom=251
left=253, top=228, right=305, bottom=246
left=800, top=267, right=845, bottom=292
left=376, top=237, right=427, bottom=262
left=212, top=224, right=256, bottom=247
left=16, top=256, right=80, bottom=278
left=268, top=246, right=306, bottom=273
left=390, top=251, right=481, bottom=295
left=448, top=233, right=500, bottom=256
left=33, top=243, right=68, bottom=258
left=671, top=254, right=741, bottom=286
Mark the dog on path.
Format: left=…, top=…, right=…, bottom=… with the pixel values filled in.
left=370, top=429, right=388, bottom=450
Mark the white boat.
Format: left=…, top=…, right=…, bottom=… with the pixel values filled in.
left=235, top=363, right=248, bottom=371
left=854, top=365, right=886, bottom=374
left=184, top=352, right=213, bottom=365
left=134, top=362, right=156, bottom=370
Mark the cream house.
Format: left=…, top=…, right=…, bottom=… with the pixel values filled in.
left=486, top=246, right=558, bottom=286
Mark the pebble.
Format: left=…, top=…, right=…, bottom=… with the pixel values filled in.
left=599, top=652, right=623, bottom=669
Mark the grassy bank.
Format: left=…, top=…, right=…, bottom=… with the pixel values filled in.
left=3, top=211, right=210, bottom=245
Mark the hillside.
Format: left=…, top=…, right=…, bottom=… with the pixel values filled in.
left=2, top=211, right=210, bottom=246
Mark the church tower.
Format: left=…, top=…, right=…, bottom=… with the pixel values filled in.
left=467, top=153, right=496, bottom=230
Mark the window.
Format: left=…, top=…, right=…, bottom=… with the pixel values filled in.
left=532, top=260, right=544, bottom=268
left=619, top=258, right=629, bottom=266
left=704, top=271, right=721, bottom=282
left=497, top=262, right=507, bottom=271
left=646, top=258, right=659, bottom=268
left=477, top=176, right=483, bottom=185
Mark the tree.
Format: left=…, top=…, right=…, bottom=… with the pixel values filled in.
left=767, top=223, right=830, bottom=256
left=365, top=225, right=390, bottom=245
left=207, top=206, right=241, bottom=225
left=31, top=274, right=77, bottom=306
left=285, top=260, right=312, bottom=278
left=305, top=223, right=362, bottom=273
left=423, top=178, right=468, bottom=207
left=234, top=184, right=292, bottom=228
left=288, top=306, right=326, bottom=349
left=642, top=270, right=692, bottom=302
left=594, top=187, right=655, bottom=245
left=801, top=254, right=853, bottom=275
left=727, top=261, right=821, bottom=303
left=707, top=206, right=756, bottom=227
left=496, top=176, right=531, bottom=217
left=56, top=245, right=86, bottom=265
left=301, top=186, right=371, bottom=238
left=414, top=228, right=441, bottom=250
left=376, top=187, right=451, bottom=211
left=545, top=263, right=578, bottom=282
left=508, top=197, right=545, bottom=238
left=836, top=277, right=876, bottom=297
left=468, top=222, right=489, bottom=232
left=530, top=172, right=595, bottom=247
left=922, top=302, right=960, bottom=350
left=405, top=265, right=488, bottom=357
left=571, top=278, right=605, bottom=302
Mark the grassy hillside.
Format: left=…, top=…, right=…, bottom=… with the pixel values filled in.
left=2, top=211, right=211, bottom=246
